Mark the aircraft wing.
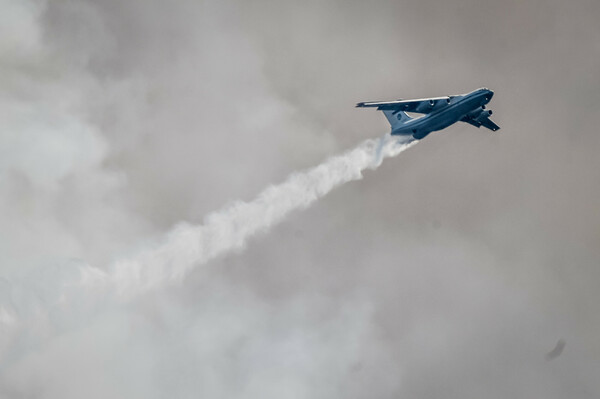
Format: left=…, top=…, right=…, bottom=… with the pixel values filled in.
left=480, top=117, right=500, bottom=131
left=356, top=96, right=451, bottom=114
left=461, top=115, right=500, bottom=132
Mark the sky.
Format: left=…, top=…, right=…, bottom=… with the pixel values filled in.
left=1, top=0, right=600, bottom=398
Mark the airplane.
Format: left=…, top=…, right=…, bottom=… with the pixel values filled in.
left=356, top=87, right=499, bottom=140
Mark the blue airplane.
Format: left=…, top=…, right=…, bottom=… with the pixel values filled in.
left=356, top=88, right=499, bottom=140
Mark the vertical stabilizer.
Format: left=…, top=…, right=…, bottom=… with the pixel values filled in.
left=382, top=110, right=412, bottom=128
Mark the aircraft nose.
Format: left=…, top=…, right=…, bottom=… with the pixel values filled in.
left=484, top=89, right=494, bottom=101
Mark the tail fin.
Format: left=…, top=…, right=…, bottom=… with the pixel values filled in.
left=382, top=110, right=412, bottom=128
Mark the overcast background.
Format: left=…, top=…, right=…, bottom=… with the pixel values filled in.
left=1, top=0, right=599, bottom=398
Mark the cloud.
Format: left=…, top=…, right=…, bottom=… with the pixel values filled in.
left=1, top=0, right=600, bottom=398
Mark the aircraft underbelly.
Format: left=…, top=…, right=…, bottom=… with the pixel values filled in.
left=427, top=113, right=462, bottom=131
left=392, top=111, right=462, bottom=137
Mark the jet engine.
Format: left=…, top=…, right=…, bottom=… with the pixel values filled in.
left=475, top=109, right=493, bottom=122
left=465, top=107, right=492, bottom=121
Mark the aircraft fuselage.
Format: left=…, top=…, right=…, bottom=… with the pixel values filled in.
left=391, top=88, right=494, bottom=139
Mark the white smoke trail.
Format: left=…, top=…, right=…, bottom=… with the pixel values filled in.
left=93, top=134, right=417, bottom=297
left=0, top=134, right=416, bottom=383
left=0, top=134, right=416, bottom=325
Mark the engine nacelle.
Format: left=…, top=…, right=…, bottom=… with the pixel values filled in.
left=475, top=109, right=493, bottom=122
left=416, top=99, right=438, bottom=113
left=465, top=107, right=492, bottom=121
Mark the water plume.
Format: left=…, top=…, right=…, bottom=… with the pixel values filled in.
left=0, top=134, right=416, bottom=323
left=106, top=134, right=416, bottom=297
left=0, top=133, right=415, bottom=395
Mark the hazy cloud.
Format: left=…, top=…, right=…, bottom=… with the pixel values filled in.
left=1, top=0, right=599, bottom=398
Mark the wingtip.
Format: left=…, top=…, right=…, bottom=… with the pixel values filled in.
left=356, top=102, right=365, bottom=108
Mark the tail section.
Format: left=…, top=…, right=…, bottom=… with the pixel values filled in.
left=382, top=110, right=412, bottom=128
left=356, top=99, right=413, bottom=129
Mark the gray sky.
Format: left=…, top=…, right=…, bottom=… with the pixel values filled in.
left=1, top=0, right=599, bottom=398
